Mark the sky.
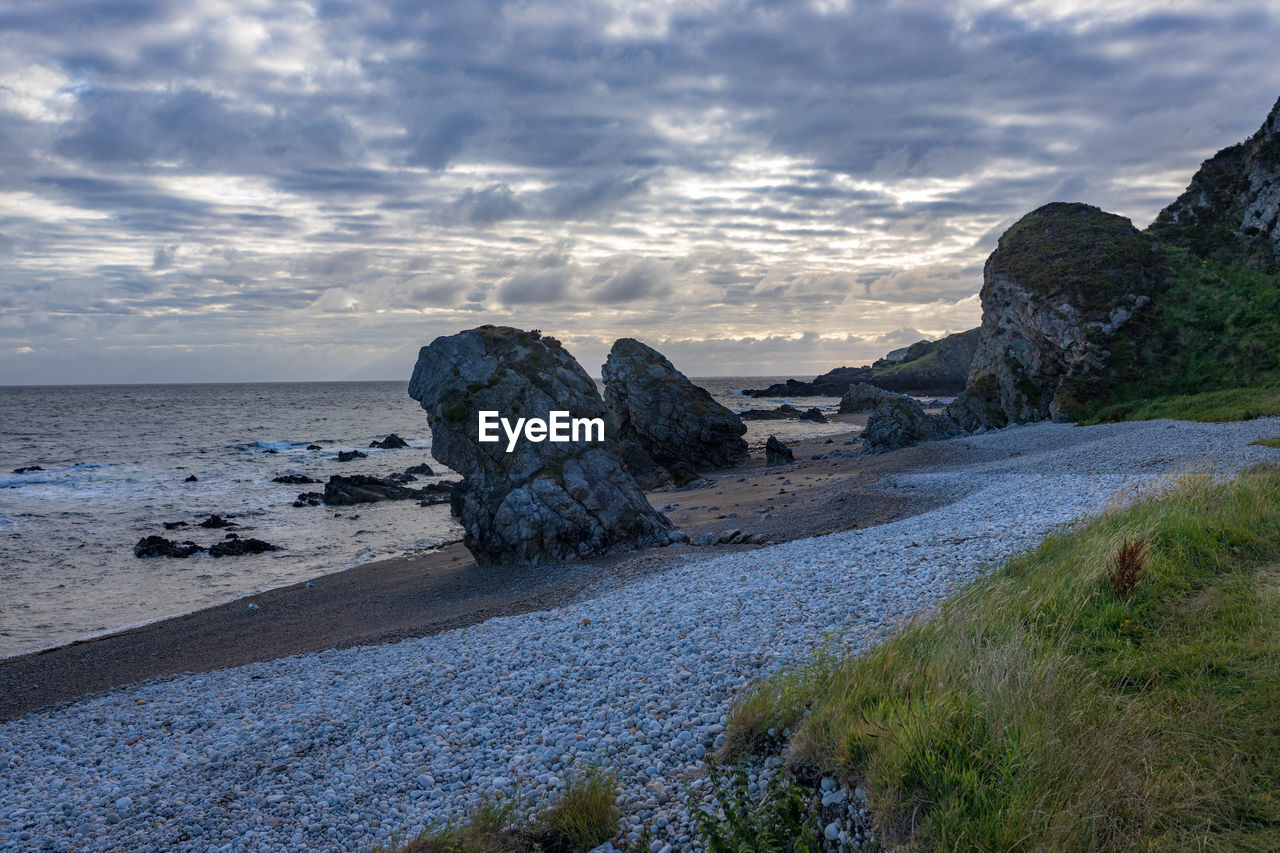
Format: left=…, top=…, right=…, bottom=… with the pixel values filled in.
left=2, top=0, right=1279, bottom=384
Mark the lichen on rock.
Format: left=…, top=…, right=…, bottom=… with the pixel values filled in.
left=409, top=326, right=682, bottom=565
left=602, top=337, right=748, bottom=486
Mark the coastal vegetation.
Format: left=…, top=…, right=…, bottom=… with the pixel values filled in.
left=1079, top=252, right=1280, bottom=424
left=380, top=767, right=620, bottom=853
left=714, top=464, right=1280, bottom=850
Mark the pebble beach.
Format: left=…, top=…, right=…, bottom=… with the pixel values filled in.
left=3, top=418, right=1279, bottom=852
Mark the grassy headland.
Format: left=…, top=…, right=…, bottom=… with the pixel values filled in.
left=720, top=464, right=1280, bottom=850
left=1078, top=250, right=1280, bottom=423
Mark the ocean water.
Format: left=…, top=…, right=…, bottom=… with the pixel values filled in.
left=0, top=378, right=853, bottom=658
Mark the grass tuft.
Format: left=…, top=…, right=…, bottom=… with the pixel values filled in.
left=378, top=768, right=620, bottom=853
left=724, top=463, right=1280, bottom=850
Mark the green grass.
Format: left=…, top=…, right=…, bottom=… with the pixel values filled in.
left=723, top=465, right=1280, bottom=851
left=1075, top=251, right=1280, bottom=423
left=1251, top=437, right=1280, bottom=449
left=378, top=768, right=620, bottom=853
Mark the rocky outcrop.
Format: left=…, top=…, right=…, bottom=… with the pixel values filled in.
left=602, top=338, right=749, bottom=487
left=409, top=326, right=682, bottom=564
left=739, top=403, right=827, bottom=422
left=1150, top=95, right=1280, bottom=264
left=948, top=203, right=1166, bottom=430
left=369, top=434, right=410, bottom=449
left=838, top=383, right=898, bottom=413
left=336, top=450, right=367, bottom=462
left=861, top=396, right=963, bottom=454
left=743, top=329, right=980, bottom=398
left=866, top=329, right=980, bottom=394
left=765, top=435, right=794, bottom=465
left=272, top=474, right=319, bottom=485
left=321, top=474, right=454, bottom=506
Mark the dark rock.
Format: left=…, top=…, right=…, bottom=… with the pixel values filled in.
left=293, top=492, right=324, bottom=507
left=337, top=450, right=367, bottom=462
left=1150, top=95, right=1280, bottom=263
left=306, top=444, right=323, bottom=451
left=322, top=474, right=431, bottom=506
left=601, top=338, right=749, bottom=487
left=739, top=404, right=803, bottom=421
left=197, top=515, right=234, bottom=529
left=798, top=407, right=827, bottom=423
left=162, top=521, right=187, bottom=530
left=387, top=472, right=417, bottom=484
left=272, top=474, right=319, bottom=485
left=862, top=396, right=963, bottom=454
left=838, top=382, right=898, bottom=413
left=765, top=435, right=794, bottom=465
left=404, top=463, right=435, bottom=476
left=409, top=325, right=681, bottom=564
left=369, top=433, right=410, bottom=449
left=262, top=449, right=278, bottom=454
left=133, top=536, right=202, bottom=559
left=12, top=466, right=43, bottom=474
left=208, top=537, right=280, bottom=558
left=184, top=475, right=198, bottom=482
left=948, top=203, right=1166, bottom=430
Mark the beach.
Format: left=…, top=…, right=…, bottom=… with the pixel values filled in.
left=0, top=421, right=959, bottom=721
left=2, top=417, right=1277, bottom=852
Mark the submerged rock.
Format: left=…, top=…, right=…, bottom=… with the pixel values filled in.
left=404, top=463, right=435, bottom=476
left=197, top=515, right=234, bottom=529
left=133, top=536, right=202, bottom=559
left=183, top=475, right=198, bottom=482
left=765, top=435, right=794, bottom=465
left=369, top=433, right=410, bottom=449
left=12, top=465, right=43, bottom=474
left=861, top=396, right=962, bottom=454
left=208, top=537, right=280, bottom=558
left=336, top=450, right=368, bottom=462
left=321, top=474, right=454, bottom=506
left=602, top=338, right=749, bottom=487
left=272, top=474, right=319, bottom=485
left=409, top=326, right=682, bottom=564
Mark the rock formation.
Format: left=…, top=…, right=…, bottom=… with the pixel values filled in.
left=838, top=383, right=898, bottom=413
left=1149, top=95, right=1280, bottom=264
left=409, top=326, right=682, bottom=564
left=743, top=329, right=980, bottom=398
left=601, top=338, right=749, bottom=487
left=369, top=433, right=410, bottom=449
left=947, top=203, right=1166, bottom=430
left=765, top=435, right=794, bottom=465
left=861, top=396, right=963, bottom=454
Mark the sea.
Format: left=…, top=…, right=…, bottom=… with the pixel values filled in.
left=0, top=378, right=854, bottom=658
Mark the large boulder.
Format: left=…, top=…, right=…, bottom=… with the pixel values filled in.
left=1149, top=95, right=1280, bottom=264
left=861, top=396, right=963, bottom=454
left=602, top=338, right=749, bottom=486
left=838, top=382, right=898, bottom=413
left=947, top=203, right=1166, bottom=430
left=409, top=326, right=681, bottom=564
left=765, top=435, right=794, bottom=465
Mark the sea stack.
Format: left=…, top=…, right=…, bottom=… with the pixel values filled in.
left=601, top=337, right=749, bottom=487
left=409, top=326, right=682, bottom=564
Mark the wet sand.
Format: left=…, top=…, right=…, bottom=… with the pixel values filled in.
left=0, top=418, right=993, bottom=721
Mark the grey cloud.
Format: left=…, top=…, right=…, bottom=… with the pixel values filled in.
left=496, top=269, right=570, bottom=305
left=592, top=258, right=670, bottom=304
left=446, top=184, right=524, bottom=226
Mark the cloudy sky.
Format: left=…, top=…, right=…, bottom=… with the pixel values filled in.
left=2, top=0, right=1279, bottom=384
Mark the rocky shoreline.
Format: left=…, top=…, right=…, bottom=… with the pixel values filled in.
left=2, top=417, right=1277, bottom=851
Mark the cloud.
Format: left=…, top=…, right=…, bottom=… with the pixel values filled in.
left=2, top=0, right=1280, bottom=382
